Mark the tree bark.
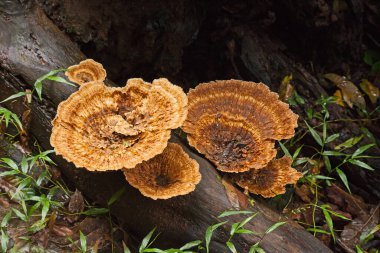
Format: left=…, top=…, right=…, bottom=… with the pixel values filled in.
left=0, top=1, right=333, bottom=252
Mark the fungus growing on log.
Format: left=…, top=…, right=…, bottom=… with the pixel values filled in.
left=51, top=68, right=187, bottom=171
left=182, top=80, right=298, bottom=173
left=65, top=59, right=107, bottom=85
left=123, top=143, right=201, bottom=200
left=231, top=156, right=302, bottom=198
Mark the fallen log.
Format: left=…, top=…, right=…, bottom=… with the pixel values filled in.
left=0, top=1, right=332, bottom=252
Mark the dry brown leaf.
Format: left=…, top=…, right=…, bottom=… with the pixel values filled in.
left=324, top=73, right=366, bottom=108
left=340, top=205, right=379, bottom=250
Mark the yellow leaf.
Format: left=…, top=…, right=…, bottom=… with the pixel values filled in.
left=324, top=73, right=366, bottom=109
left=279, top=74, right=294, bottom=101
left=333, top=89, right=345, bottom=107
left=359, top=79, right=379, bottom=104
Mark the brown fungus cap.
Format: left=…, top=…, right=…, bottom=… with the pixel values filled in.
left=123, top=143, right=201, bottom=200
left=232, top=156, right=302, bottom=198
left=65, top=59, right=107, bottom=85
left=50, top=76, right=187, bottom=171
left=182, top=80, right=298, bottom=172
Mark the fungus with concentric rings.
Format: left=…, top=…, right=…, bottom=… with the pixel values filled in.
left=123, top=143, right=201, bottom=200
left=65, top=59, right=107, bottom=85
left=231, top=156, right=302, bottom=198
left=182, top=79, right=298, bottom=173
left=51, top=64, right=187, bottom=171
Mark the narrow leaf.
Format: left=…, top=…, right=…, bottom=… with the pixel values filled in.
left=305, top=121, right=323, bottom=147
left=205, top=221, right=227, bottom=253
left=336, top=168, right=351, bottom=193
left=179, top=240, right=202, bottom=250
left=348, top=159, right=374, bottom=171
left=218, top=210, right=254, bottom=218
left=352, top=144, right=375, bottom=158
left=265, top=221, right=286, bottom=234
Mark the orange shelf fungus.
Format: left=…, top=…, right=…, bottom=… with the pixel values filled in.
left=65, top=59, right=107, bottom=85
left=182, top=80, right=298, bottom=173
left=123, top=143, right=201, bottom=200
left=51, top=63, right=187, bottom=171
left=232, top=156, right=302, bottom=198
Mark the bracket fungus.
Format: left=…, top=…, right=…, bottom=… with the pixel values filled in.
left=231, top=156, right=302, bottom=198
left=182, top=80, right=298, bottom=173
left=123, top=143, right=201, bottom=200
left=65, top=59, right=107, bottom=85
left=51, top=65, right=187, bottom=171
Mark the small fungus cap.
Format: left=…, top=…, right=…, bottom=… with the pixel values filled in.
left=51, top=67, right=187, bottom=171
left=65, top=59, right=107, bottom=85
left=123, top=143, right=201, bottom=200
left=232, top=156, right=302, bottom=198
left=182, top=80, right=298, bottom=172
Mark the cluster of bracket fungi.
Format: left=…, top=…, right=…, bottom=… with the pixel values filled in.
left=50, top=59, right=301, bottom=200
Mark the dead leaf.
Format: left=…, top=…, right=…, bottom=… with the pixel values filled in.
left=67, top=189, right=85, bottom=223
left=222, top=176, right=250, bottom=209
left=295, top=184, right=312, bottom=203
left=359, top=79, right=379, bottom=104
left=340, top=205, right=379, bottom=250
left=279, top=74, right=295, bottom=102
left=326, top=184, right=367, bottom=216
left=324, top=73, right=366, bottom=108
left=333, top=89, right=345, bottom=107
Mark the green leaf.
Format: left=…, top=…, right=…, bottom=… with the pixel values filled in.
left=292, top=145, right=303, bottom=160
left=28, top=219, right=47, bottom=233
left=235, top=228, right=258, bottom=235
left=293, top=157, right=309, bottom=166
left=334, top=135, right=363, bottom=150
left=278, top=142, right=291, bottom=157
left=0, top=92, right=29, bottom=103
left=312, top=175, right=335, bottom=180
left=35, top=81, right=43, bottom=100
left=80, top=231, right=87, bottom=253
left=1, top=210, right=12, bottom=228
left=41, top=199, right=50, bottom=221
left=239, top=213, right=258, bottom=228
left=81, top=208, right=109, bottom=216
left=12, top=208, right=27, bottom=222
left=326, top=133, right=340, bottom=143
left=46, top=76, right=75, bottom=86
left=1, top=229, right=9, bottom=253
left=205, top=221, right=227, bottom=253
left=322, top=151, right=345, bottom=156
left=249, top=243, right=266, bottom=253
left=122, top=241, right=132, bottom=253
left=34, top=69, right=67, bottom=100
left=107, top=187, right=126, bottom=206
left=305, top=121, right=323, bottom=147
left=218, top=210, right=254, bottom=218
left=226, top=241, right=237, bottom=253
left=141, top=249, right=166, bottom=253
left=179, top=240, right=202, bottom=250
left=321, top=206, right=335, bottom=242
left=20, top=157, right=29, bottom=174
left=348, top=159, right=374, bottom=171
left=355, top=245, right=365, bottom=253
left=0, top=170, right=20, bottom=177
left=140, top=228, right=157, bottom=253
left=265, top=221, right=286, bottom=234
left=306, top=228, right=331, bottom=235
left=352, top=144, right=375, bottom=158
left=1, top=158, right=19, bottom=171
left=336, top=168, right=350, bottom=193
left=323, top=156, right=332, bottom=173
